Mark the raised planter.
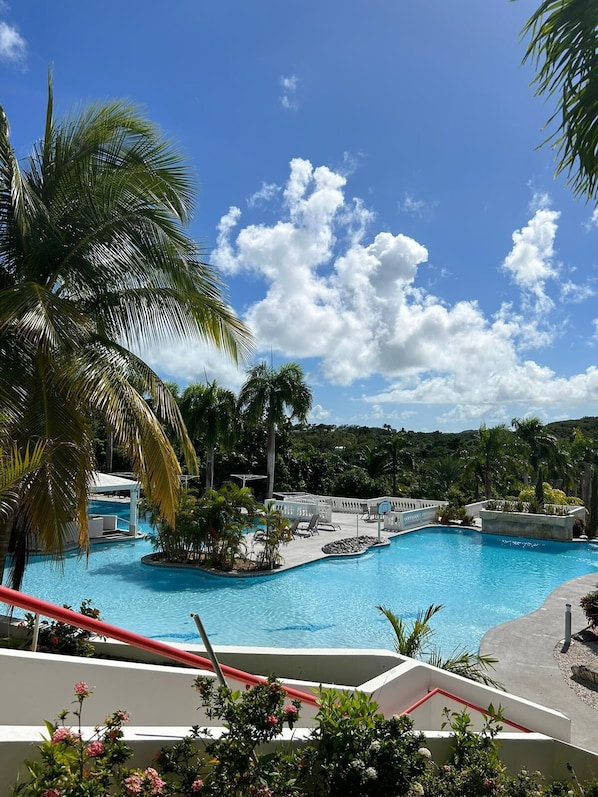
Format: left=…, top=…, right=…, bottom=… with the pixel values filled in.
left=479, top=509, right=574, bottom=542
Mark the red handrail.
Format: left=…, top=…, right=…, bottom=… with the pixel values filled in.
left=0, top=586, right=318, bottom=706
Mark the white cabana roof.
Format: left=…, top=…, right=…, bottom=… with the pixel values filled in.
left=230, top=473, right=267, bottom=488
left=90, top=472, right=141, bottom=493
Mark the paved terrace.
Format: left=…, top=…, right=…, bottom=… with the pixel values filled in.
left=255, top=510, right=391, bottom=571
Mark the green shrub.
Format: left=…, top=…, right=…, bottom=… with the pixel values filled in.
left=580, top=588, right=598, bottom=628
left=23, top=599, right=101, bottom=657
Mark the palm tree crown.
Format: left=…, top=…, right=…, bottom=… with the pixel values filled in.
left=239, top=362, right=312, bottom=499
left=520, top=0, right=598, bottom=199
left=180, top=381, right=238, bottom=493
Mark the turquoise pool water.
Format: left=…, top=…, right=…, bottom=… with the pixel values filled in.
left=14, top=501, right=598, bottom=654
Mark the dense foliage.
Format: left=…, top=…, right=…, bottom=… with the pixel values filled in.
left=163, top=412, right=598, bottom=512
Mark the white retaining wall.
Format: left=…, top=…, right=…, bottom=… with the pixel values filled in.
left=0, top=646, right=596, bottom=793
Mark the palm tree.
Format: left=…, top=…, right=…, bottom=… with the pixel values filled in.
left=180, top=381, right=238, bottom=493
left=377, top=604, right=503, bottom=689
left=0, top=78, right=250, bottom=586
left=430, top=455, right=463, bottom=497
left=239, top=362, right=312, bottom=499
left=520, top=0, right=598, bottom=200
left=0, top=441, right=48, bottom=523
left=383, top=426, right=413, bottom=496
left=466, top=424, right=518, bottom=500
left=511, top=416, right=558, bottom=487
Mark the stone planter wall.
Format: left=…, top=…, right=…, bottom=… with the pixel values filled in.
left=479, top=509, right=574, bottom=541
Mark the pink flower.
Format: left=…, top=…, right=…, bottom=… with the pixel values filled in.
left=51, top=727, right=73, bottom=744
left=284, top=704, right=298, bottom=716
left=144, top=767, right=166, bottom=795
left=191, top=779, right=203, bottom=792
left=42, top=790, right=60, bottom=797
left=110, top=709, right=130, bottom=723
left=266, top=714, right=279, bottom=727
left=86, top=740, right=104, bottom=757
left=124, top=774, right=143, bottom=795
left=74, top=681, right=90, bottom=697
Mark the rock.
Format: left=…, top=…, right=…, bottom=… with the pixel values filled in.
left=321, top=536, right=381, bottom=555
left=571, top=664, right=598, bottom=686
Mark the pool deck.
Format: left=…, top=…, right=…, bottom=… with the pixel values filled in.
left=267, top=515, right=598, bottom=754
left=480, top=570, right=598, bottom=754
left=248, top=511, right=397, bottom=572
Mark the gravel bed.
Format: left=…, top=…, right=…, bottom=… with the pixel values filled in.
left=553, top=630, right=598, bottom=710
left=321, top=536, right=382, bottom=555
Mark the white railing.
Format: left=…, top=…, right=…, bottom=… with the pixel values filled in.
left=384, top=506, right=441, bottom=531
left=321, top=495, right=442, bottom=515
left=270, top=500, right=332, bottom=523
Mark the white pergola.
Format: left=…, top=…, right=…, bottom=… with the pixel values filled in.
left=90, top=472, right=141, bottom=535
left=230, top=473, right=267, bottom=489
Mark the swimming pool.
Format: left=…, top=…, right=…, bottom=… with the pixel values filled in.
left=14, top=501, right=598, bottom=655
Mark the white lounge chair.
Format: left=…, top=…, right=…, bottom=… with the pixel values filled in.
left=360, top=503, right=376, bottom=522
left=295, top=514, right=320, bottom=536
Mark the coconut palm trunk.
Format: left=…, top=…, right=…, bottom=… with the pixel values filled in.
left=266, top=423, right=276, bottom=500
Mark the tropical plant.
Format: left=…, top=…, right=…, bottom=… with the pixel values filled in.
left=512, top=416, right=558, bottom=488
left=383, top=425, right=413, bottom=496
left=0, top=78, right=250, bottom=586
left=239, top=362, right=312, bottom=499
left=0, top=441, right=48, bottom=523
left=252, top=503, right=291, bottom=570
left=519, top=0, right=598, bottom=200
left=590, top=468, right=598, bottom=538
left=179, top=381, right=238, bottom=493
left=466, top=424, right=520, bottom=500
left=23, top=599, right=102, bottom=657
left=147, top=482, right=258, bottom=570
left=580, top=586, right=598, bottom=628
left=377, top=604, right=504, bottom=689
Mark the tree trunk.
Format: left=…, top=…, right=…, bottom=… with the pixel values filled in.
left=582, top=461, right=592, bottom=507
left=0, top=518, right=14, bottom=586
left=104, top=427, right=113, bottom=472
left=206, top=446, right=215, bottom=493
left=266, top=424, right=276, bottom=500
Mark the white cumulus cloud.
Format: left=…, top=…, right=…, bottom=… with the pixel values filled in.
left=0, top=20, right=25, bottom=62
left=280, top=74, right=298, bottom=110
left=146, top=158, right=598, bottom=426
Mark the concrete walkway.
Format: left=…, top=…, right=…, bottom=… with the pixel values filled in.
left=252, top=511, right=387, bottom=571
left=480, top=571, right=598, bottom=753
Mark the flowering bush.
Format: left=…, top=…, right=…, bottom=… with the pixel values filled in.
left=24, top=599, right=102, bottom=657
left=13, top=679, right=598, bottom=796
left=13, top=682, right=132, bottom=797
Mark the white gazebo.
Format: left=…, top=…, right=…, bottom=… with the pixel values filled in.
left=90, top=472, right=141, bottom=535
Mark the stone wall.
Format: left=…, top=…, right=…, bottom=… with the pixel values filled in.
left=479, top=509, right=574, bottom=541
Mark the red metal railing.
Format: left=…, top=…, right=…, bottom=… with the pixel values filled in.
left=403, top=687, right=530, bottom=732
left=0, top=586, right=319, bottom=706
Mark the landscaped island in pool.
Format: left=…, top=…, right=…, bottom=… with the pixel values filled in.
left=15, top=515, right=598, bottom=655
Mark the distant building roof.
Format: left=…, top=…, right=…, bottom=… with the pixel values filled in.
left=90, top=472, right=141, bottom=493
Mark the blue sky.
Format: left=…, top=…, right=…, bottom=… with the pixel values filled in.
left=3, top=0, right=598, bottom=433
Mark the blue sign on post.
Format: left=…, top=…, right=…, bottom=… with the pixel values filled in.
left=377, top=501, right=392, bottom=515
